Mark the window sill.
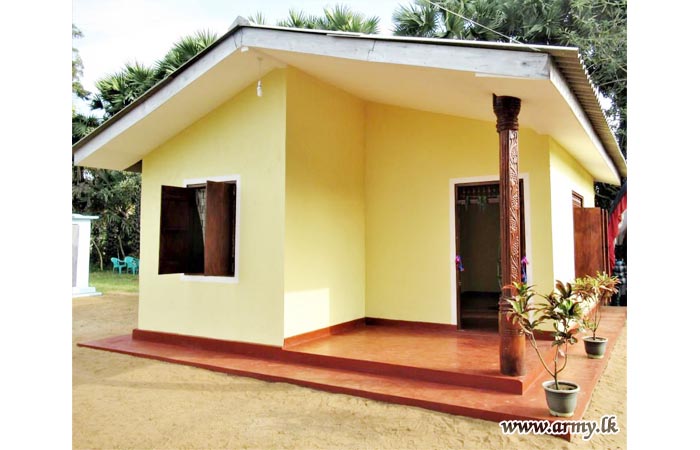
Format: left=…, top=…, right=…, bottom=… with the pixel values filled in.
left=180, top=274, right=238, bottom=284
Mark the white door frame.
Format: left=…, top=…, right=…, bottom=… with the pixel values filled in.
left=448, top=174, right=532, bottom=325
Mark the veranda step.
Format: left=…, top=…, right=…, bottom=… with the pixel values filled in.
left=77, top=306, right=628, bottom=444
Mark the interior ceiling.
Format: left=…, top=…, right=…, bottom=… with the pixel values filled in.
left=263, top=49, right=555, bottom=130
left=76, top=41, right=617, bottom=184
left=260, top=49, right=614, bottom=183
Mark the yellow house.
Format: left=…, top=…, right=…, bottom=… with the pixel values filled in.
left=73, top=22, right=625, bottom=362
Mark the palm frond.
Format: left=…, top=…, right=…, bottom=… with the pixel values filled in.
left=247, top=12, right=268, bottom=25
left=392, top=1, right=439, bottom=37
left=72, top=113, right=102, bottom=143
left=155, top=30, right=218, bottom=77
left=319, top=4, right=381, bottom=34
left=277, top=9, right=315, bottom=29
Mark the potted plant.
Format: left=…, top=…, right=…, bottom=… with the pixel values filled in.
left=577, top=272, right=620, bottom=359
left=507, top=280, right=585, bottom=417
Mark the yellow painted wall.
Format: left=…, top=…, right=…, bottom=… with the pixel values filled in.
left=364, top=103, right=553, bottom=324
left=283, top=68, right=366, bottom=338
left=138, top=70, right=287, bottom=346
left=137, top=65, right=596, bottom=340
left=548, top=138, right=595, bottom=284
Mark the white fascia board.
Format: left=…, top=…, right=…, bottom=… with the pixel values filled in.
left=73, top=33, right=245, bottom=166
left=240, top=28, right=551, bottom=79
left=549, top=64, right=620, bottom=184
left=74, top=26, right=552, bottom=168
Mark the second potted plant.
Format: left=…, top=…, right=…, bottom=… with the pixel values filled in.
left=507, top=280, right=585, bottom=417
left=577, top=272, right=620, bottom=359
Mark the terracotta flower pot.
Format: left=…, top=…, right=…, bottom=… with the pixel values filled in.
left=583, top=336, right=608, bottom=359
left=542, top=380, right=580, bottom=417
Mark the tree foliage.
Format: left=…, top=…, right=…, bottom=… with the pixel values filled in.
left=72, top=112, right=100, bottom=145
left=72, top=25, right=89, bottom=100
left=73, top=28, right=219, bottom=268
left=73, top=168, right=142, bottom=269
left=317, top=4, right=381, bottom=33
left=89, top=63, right=158, bottom=118
left=251, top=4, right=381, bottom=34
left=89, top=30, right=219, bottom=119
left=155, top=30, right=219, bottom=78
left=565, top=0, right=626, bottom=156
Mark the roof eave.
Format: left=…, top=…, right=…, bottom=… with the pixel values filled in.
left=72, top=23, right=626, bottom=181
left=72, top=19, right=253, bottom=155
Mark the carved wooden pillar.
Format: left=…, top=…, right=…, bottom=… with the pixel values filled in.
left=493, top=94, right=526, bottom=377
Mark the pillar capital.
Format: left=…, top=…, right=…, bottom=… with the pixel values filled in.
left=493, top=95, right=521, bottom=132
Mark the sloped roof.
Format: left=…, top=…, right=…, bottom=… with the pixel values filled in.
left=73, top=21, right=626, bottom=183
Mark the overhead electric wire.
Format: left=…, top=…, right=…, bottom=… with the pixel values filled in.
left=423, top=0, right=542, bottom=52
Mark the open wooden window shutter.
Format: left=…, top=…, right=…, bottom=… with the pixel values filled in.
left=159, top=186, right=204, bottom=274
left=204, top=181, right=234, bottom=276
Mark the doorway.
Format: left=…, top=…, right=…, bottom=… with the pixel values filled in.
left=455, top=181, right=525, bottom=330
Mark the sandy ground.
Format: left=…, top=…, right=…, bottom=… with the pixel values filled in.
left=73, top=294, right=626, bottom=449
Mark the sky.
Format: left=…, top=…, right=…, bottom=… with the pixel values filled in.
left=72, top=0, right=404, bottom=100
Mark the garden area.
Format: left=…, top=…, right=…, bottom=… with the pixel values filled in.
left=90, top=268, right=139, bottom=294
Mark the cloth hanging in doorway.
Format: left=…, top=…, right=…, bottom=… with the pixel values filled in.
left=607, top=182, right=627, bottom=272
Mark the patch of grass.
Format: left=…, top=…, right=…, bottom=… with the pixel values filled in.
left=90, top=270, right=139, bottom=294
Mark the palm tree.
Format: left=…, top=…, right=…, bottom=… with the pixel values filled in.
left=72, top=112, right=102, bottom=185
left=253, top=4, right=381, bottom=34
left=72, top=113, right=101, bottom=144
left=318, top=5, right=380, bottom=34
left=393, top=0, right=507, bottom=40
left=392, top=1, right=441, bottom=37
left=276, top=9, right=317, bottom=29
left=247, top=12, right=269, bottom=26
left=90, top=62, right=158, bottom=117
left=155, top=30, right=219, bottom=78
left=89, top=30, right=218, bottom=119
left=394, top=0, right=583, bottom=43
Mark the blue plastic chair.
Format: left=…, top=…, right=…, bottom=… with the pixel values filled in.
left=124, top=256, right=139, bottom=274
left=111, top=257, right=127, bottom=274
